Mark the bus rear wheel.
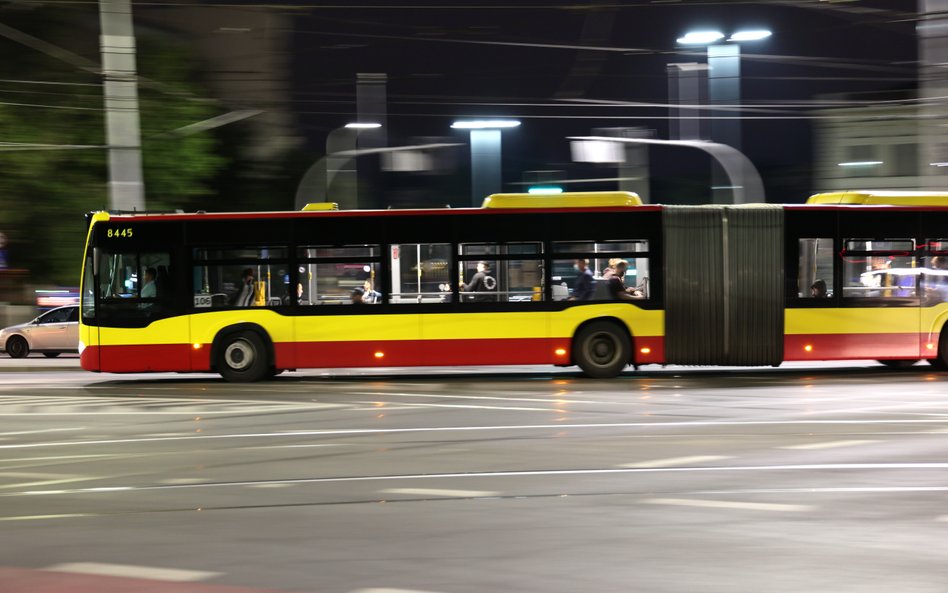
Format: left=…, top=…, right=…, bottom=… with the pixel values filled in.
left=574, top=321, right=631, bottom=378
left=6, top=336, right=28, bottom=359
left=217, top=331, right=269, bottom=383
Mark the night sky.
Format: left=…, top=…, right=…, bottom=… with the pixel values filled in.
left=285, top=1, right=918, bottom=203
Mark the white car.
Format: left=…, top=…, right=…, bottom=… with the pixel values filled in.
left=0, top=305, right=79, bottom=358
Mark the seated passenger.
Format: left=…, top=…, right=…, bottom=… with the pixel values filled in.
left=350, top=287, right=365, bottom=304
left=232, top=268, right=255, bottom=306
left=362, top=279, right=381, bottom=304
left=810, top=279, right=828, bottom=298
left=605, top=260, right=643, bottom=301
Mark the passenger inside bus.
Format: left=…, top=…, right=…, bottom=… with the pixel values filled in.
left=460, top=261, right=497, bottom=302
left=810, top=279, right=828, bottom=298
left=602, top=260, right=644, bottom=301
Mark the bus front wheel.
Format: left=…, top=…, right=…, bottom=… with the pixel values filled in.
left=574, top=321, right=631, bottom=378
left=217, top=331, right=269, bottom=383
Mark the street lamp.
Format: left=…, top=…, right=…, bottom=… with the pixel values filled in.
left=452, top=119, right=521, bottom=205
left=675, top=28, right=771, bottom=203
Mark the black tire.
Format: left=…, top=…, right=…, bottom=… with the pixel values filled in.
left=574, top=321, right=631, bottom=378
left=6, top=336, right=29, bottom=359
left=217, top=331, right=269, bottom=383
left=43, top=352, right=61, bottom=358
left=877, top=359, right=919, bottom=369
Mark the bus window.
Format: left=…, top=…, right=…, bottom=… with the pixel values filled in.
left=841, top=239, right=916, bottom=299
left=390, top=243, right=450, bottom=304
left=458, top=243, right=544, bottom=303
left=922, top=240, right=948, bottom=304
left=297, top=245, right=381, bottom=306
left=552, top=240, right=650, bottom=300
left=798, top=238, right=834, bottom=298
left=193, top=247, right=287, bottom=308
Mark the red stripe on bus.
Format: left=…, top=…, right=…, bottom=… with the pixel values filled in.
left=784, top=333, right=929, bottom=361
left=85, top=335, right=668, bottom=373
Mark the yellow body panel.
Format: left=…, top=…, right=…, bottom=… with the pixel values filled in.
left=785, top=307, right=921, bottom=335
left=807, top=191, right=948, bottom=206
left=482, top=191, right=642, bottom=209
left=85, top=304, right=664, bottom=347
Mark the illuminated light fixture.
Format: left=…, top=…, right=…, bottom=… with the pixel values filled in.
left=804, top=344, right=814, bottom=352
left=930, top=162, right=948, bottom=167
left=837, top=161, right=883, bottom=167
left=528, top=186, right=564, bottom=195
left=192, top=343, right=203, bottom=350
left=344, top=122, right=382, bottom=129
left=728, top=30, right=772, bottom=42
left=927, top=342, right=936, bottom=350
left=640, top=347, right=652, bottom=355
left=554, top=348, right=567, bottom=356
left=451, top=120, right=521, bottom=130
left=677, top=31, right=725, bottom=45
left=374, top=351, right=385, bottom=359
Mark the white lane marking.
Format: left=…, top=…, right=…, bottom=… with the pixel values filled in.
left=0, top=513, right=93, bottom=522
left=0, top=476, right=98, bottom=490
left=10, top=462, right=948, bottom=497
left=352, top=589, right=448, bottom=593
left=936, top=515, right=948, bottom=522
left=781, top=440, right=879, bottom=450
left=1, top=419, right=946, bottom=450
left=642, top=498, right=814, bottom=512
left=381, top=488, right=501, bottom=498
left=245, top=483, right=293, bottom=489
left=353, top=400, right=554, bottom=412
left=352, top=589, right=449, bottom=593
left=0, top=428, right=85, bottom=436
left=160, top=478, right=207, bottom=485
left=44, top=562, right=221, bottom=582
left=619, top=455, right=732, bottom=468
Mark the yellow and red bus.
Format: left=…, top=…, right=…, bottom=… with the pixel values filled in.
left=78, top=190, right=948, bottom=381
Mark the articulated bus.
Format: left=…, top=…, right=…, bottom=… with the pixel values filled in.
left=78, top=190, right=948, bottom=381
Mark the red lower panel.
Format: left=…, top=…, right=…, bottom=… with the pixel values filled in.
left=85, top=344, right=193, bottom=373
left=295, top=338, right=570, bottom=368
left=85, top=335, right=668, bottom=373
left=632, top=336, right=665, bottom=365
left=784, top=333, right=926, bottom=361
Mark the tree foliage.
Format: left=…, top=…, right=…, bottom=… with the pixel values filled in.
left=0, top=8, right=228, bottom=287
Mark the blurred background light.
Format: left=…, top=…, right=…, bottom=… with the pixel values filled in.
left=451, top=120, right=521, bottom=130
left=676, top=31, right=725, bottom=45
left=728, top=30, right=773, bottom=42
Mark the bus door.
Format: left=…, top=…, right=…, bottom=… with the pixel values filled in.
left=94, top=247, right=191, bottom=372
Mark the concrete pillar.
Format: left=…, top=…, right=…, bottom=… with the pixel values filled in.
left=708, top=44, right=742, bottom=204
left=100, top=0, right=145, bottom=211
left=470, top=130, right=502, bottom=206
left=919, top=0, right=948, bottom=185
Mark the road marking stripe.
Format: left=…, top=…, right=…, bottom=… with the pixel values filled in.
left=641, top=498, right=814, bottom=512
left=352, top=589, right=449, bottom=593
left=0, top=428, right=85, bottom=436
left=381, top=488, right=500, bottom=498
left=936, top=515, right=948, bottom=522
left=1, top=420, right=945, bottom=450
left=0, top=513, right=92, bottom=522
left=781, top=440, right=879, bottom=450
left=619, top=455, right=732, bottom=468
left=10, top=462, right=948, bottom=497
left=44, top=563, right=221, bottom=582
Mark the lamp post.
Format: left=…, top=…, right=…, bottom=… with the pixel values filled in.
left=326, top=122, right=382, bottom=209
left=451, top=120, right=521, bottom=206
left=677, top=29, right=771, bottom=203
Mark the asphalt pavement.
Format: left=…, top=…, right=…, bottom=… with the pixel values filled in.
left=0, top=362, right=946, bottom=593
